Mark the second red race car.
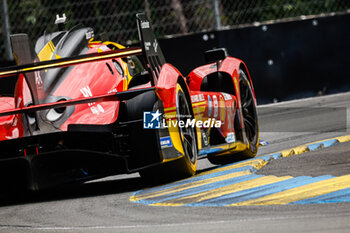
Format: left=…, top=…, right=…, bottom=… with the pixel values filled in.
left=0, top=13, right=259, bottom=190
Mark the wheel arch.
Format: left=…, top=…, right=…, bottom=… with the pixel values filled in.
left=156, top=63, right=194, bottom=112
left=155, top=63, right=194, bottom=157
left=239, top=62, right=256, bottom=100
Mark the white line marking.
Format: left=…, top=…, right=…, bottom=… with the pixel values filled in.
left=258, top=92, right=350, bottom=108
left=2, top=213, right=350, bottom=230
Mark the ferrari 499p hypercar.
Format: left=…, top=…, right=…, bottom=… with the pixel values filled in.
left=0, top=13, right=259, bottom=190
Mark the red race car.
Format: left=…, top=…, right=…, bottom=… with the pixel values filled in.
left=0, top=13, right=259, bottom=190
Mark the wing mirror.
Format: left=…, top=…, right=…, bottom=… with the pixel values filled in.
left=204, top=48, right=227, bottom=63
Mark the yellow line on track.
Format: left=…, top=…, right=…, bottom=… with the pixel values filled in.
left=131, top=170, right=251, bottom=202
left=198, top=158, right=267, bottom=177
left=231, top=174, right=350, bottom=206
left=153, top=175, right=292, bottom=206
left=130, top=134, right=350, bottom=206
left=336, top=135, right=350, bottom=143
left=280, top=145, right=309, bottom=157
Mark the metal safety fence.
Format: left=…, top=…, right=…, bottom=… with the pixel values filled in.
left=1, top=0, right=349, bottom=60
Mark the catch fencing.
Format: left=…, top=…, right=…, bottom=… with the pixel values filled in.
left=1, top=0, right=349, bottom=60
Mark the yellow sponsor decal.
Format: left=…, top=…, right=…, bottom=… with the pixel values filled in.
left=219, top=95, right=225, bottom=122
left=193, top=106, right=205, bottom=114
left=192, top=101, right=206, bottom=107
left=164, top=106, right=176, bottom=112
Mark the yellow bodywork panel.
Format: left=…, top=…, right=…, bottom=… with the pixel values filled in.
left=37, top=41, right=55, bottom=61
left=102, top=41, right=133, bottom=88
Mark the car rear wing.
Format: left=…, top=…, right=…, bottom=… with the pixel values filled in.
left=0, top=87, right=155, bottom=117
left=136, top=13, right=166, bottom=85
left=0, top=45, right=146, bottom=116
left=0, top=47, right=142, bottom=79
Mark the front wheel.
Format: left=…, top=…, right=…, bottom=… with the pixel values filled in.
left=208, top=69, right=259, bottom=164
left=237, top=69, right=259, bottom=158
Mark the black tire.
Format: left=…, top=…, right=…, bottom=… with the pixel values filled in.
left=139, top=83, right=198, bottom=183
left=208, top=69, right=259, bottom=164
left=237, top=69, right=259, bottom=157
left=173, top=83, right=198, bottom=176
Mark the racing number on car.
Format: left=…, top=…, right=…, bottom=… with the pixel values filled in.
left=80, top=86, right=105, bottom=115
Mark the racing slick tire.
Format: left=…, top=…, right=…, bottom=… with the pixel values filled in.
left=138, top=82, right=198, bottom=183
left=171, top=83, right=198, bottom=176
left=208, top=69, right=259, bottom=164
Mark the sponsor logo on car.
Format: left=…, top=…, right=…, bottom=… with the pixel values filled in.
left=226, top=132, right=236, bottom=143
left=153, top=39, right=158, bottom=52
left=160, top=136, right=173, bottom=148
left=202, top=131, right=209, bottom=146
left=222, top=93, right=232, bottom=101
left=213, top=95, right=218, bottom=118
left=141, top=21, right=150, bottom=29
left=208, top=95, right=212, bottom=117
left=220, top=95, right=225, bottom=123
left=191, top=94, right=205, bottom=103
left=80, top=86, right=105, bottom=115
left=144, top=41, right=151, bottom=51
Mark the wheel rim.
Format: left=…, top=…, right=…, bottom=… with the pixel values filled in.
left=176, top=90, right=197, bottom=163
left=239, top=74, right=258, bottom=145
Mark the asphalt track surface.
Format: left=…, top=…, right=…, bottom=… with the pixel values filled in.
left=1, top=92, right=350, bottom=233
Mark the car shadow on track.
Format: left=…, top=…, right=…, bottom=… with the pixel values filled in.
left=0, top=164, right=222, bottom=207
left=0, top=175, right=147, bottom=207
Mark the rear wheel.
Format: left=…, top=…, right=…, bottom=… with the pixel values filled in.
left=139, top=83, right=198, bottom=183
left=208, top=69, right=259, bottom=164
left=173, top=84, right=198, bottom=176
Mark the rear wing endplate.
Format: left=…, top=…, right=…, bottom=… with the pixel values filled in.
left=136, top=13, right=166, bottom=85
